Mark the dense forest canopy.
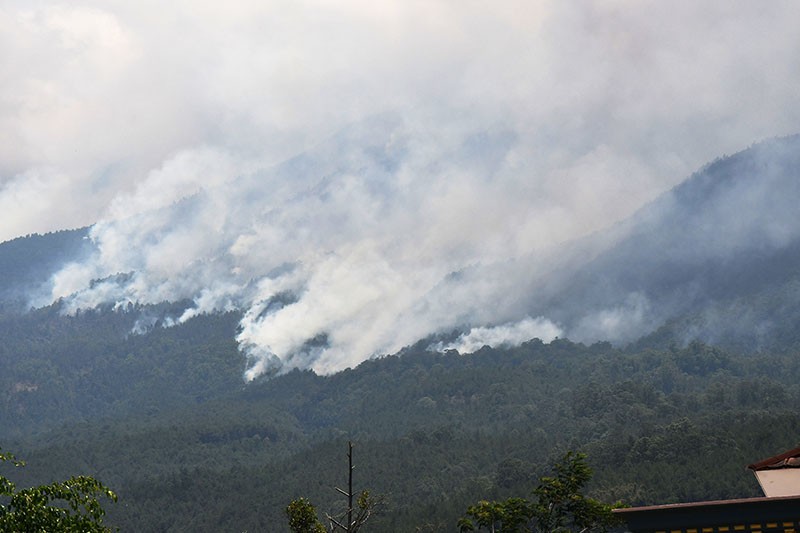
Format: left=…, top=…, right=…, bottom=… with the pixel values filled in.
left=3, top=305, right=800, bottom=530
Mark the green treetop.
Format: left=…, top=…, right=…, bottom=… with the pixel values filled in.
left=459, top=451, right=623, bottom=533
left=0, top=448, right=118, bottom=532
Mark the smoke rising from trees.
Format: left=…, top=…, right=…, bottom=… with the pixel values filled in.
left=3, top=1, right=800, bottom=376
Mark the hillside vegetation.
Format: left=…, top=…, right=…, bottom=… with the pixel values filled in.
left=3, top=308, right=800, bottom=531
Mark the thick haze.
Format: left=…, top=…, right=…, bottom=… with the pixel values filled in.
left=3, top=1, right=800, bottom=377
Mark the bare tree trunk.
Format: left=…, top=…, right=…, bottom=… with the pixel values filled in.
left=331, top=441, right=356, bottom=532
left=347, top=441, right=353, bottom=531
left=327, top=441, right=382, bottom=533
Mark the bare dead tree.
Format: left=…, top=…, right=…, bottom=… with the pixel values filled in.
left=324, top=441, right=384, bottom=533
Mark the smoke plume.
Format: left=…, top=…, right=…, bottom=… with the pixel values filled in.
left=4, top=1, right=800, bottom=377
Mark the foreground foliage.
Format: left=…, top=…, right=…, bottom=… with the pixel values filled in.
left=286, top=498, right=326, bottom=533
left=287, top=492, right=383, bottom=533
left=0, top=448, right=117, bottom=532
left=460, top=452, right=622, bottom=532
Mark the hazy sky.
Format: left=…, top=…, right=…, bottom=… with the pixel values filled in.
left=3, top=1, right=800, bottom=376
left=3, top=1, right=799, bottom=240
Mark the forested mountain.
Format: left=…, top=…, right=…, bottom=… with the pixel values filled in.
left=0, top=304, right=244, bottom=436
left=3, top=136, right=800, bottom=531
left=526, top=134, right=800, bottom=351
left=0, top=227, right=93, bottom=310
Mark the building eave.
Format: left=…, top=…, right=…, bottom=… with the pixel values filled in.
left=615, top=494, right=800, bottom=532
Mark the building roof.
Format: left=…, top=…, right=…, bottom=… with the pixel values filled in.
left=615, top=494, right=800, bottom=532
left=747, top=445, right=800, bottom=471
left=616, top=445, right=800, bottom=531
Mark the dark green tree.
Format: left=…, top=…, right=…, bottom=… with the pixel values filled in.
left=0, top=448, right=118, bottom=532
left=460, top=497, right=531, bottom=532
left=460, top=452, right=622, bottom=532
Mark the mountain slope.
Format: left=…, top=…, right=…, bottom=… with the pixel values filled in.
left=0, top=228, right=93, bottom=310
left=7, top=339, right=800, bottom=531
left=532, top=134, right=800, bottom=351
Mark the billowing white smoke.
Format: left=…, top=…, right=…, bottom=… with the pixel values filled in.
left=36, top=115, right=800, bottom=379
left=432, top=317, right=563, bottom=355
left=44, top=116, right=588, bottom=378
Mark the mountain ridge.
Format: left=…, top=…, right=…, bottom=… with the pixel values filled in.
left=528, top=133, right=800, bottom=350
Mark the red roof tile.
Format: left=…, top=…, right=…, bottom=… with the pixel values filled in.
left=748, top=446, right=800, bottom=471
